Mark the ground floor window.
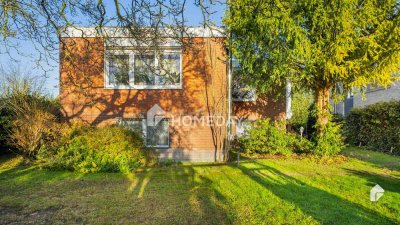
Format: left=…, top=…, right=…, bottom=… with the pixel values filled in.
left=119, top=118, right=169, bottom=148
left=146, top=119, right=169, bottom=147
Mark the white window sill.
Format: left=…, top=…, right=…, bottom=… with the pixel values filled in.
left=104, top=85, right=182, bottom=90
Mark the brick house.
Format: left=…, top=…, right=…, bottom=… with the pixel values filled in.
left=59, top=27, right=287, bottom=162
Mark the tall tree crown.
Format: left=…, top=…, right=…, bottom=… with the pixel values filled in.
left=224, top=0, right=400, bottom=95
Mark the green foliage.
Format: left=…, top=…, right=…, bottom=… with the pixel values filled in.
left=305, top=103, right=317, bottom=137
left=312, top=121, right=345, bottom=156
left=224, top=0, right=400, bottom=144
left=224, top=0, right=400, bottom=96
left=303, top=104, right=345, bottom=155
left=289, top=91, right=314, bottom=130
left=0, top=106, right=13, bottom=153
left=238, top=118, right=312, bottom=156
left=40, top=126, right=152, bottom=173
left=332, top=113, right=345, bottom=124
left=344, top=101, right=400, bottom=155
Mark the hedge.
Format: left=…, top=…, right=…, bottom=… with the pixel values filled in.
left=344, top=100, right=400, bottom=155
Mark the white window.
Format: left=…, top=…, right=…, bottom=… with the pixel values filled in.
left=106, top=52, right=133, bottom=88
left=119, top=118, right=170, bottom=148
left=105, top=50, right=182, bottom=89
left=146, top=119, right=169, bottom=147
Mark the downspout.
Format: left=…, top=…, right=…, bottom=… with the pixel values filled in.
left=226, top=32, right=233, bottom=162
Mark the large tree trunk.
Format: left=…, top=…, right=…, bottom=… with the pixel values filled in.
left=315, top=86, right=331, bottom=135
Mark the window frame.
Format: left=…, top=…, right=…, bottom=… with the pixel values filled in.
left=118, top=118, right=170, bottom=148
left=104, top=49, right=183, bottom=90
left=145, top=118, right=170, bottom=148
left=104, top=50, right=134, bottom=89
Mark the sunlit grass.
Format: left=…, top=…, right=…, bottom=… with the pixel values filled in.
left=0, top=148, right=399, bottom=224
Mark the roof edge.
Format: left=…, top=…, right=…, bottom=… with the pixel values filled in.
left=60, top=26, right=226, bottom=38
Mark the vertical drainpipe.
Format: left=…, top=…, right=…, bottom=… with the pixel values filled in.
left=286, top=79, right=293, bottom=120
left=226, top=32, right=233, bottom=162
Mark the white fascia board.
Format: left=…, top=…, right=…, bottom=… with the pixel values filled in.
left=105, top=38, right=182, bottom=48
left=60, top=26, right=226, bottom=38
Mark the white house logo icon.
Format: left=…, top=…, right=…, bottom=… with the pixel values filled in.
left=370, top=184, right=384, bottom=202
left=147, top=104, right=165, bottom=126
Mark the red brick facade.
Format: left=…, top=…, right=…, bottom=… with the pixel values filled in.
left=59, top=35, right=286, bottom=161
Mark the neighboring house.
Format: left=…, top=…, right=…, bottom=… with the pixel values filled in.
left=332, top=82, right=400, bottom=116
left=353, top=82, right=400, bottom=108
left=332, top=92, right=354, bottom=117
left=59, top=26, right=286, bottom=162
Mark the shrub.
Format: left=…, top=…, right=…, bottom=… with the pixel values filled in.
left=344, top=101, right=400, bottom=155
left=9, top=105, right=59, bottom=156
left=0, top=68, right=61, bottom=156
left=289, top=91, right=314, bottom=131
left=305, top=103, right=317, bottom=138
left=238, top=118, right=312, bottom=156
left=0, top=105, right=13, bottom=153
left=304, top=103, right=345, bottom=156
left=312, top=121, right=345, bottom=156
left=40, top=125, right=153, bottom=173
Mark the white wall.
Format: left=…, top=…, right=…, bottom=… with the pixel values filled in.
left=353, top=81, right=400, bottom=108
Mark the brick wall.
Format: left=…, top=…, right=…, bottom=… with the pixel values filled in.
left=59, top=36, right=286, bottom=161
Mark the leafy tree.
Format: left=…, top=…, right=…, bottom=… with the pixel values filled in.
left=224, top=0, right=400, bottom=136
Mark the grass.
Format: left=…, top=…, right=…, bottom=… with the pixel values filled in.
left=0, top=147, right=399, bottom=225
left=342, top=146, right=400, bottom=170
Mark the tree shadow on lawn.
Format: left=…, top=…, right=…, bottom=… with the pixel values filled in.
left=235, top=160, right=397, bottom=225
left=343, top=168, right=400, bottom=192
left=123, top=166, right=230, bottom=225
left=0, top=163, right=231, bottom=225
left=342, top=148, right=400, bottom=171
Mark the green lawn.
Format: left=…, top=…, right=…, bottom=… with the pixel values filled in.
left=0, top=148, right=399, bottom=225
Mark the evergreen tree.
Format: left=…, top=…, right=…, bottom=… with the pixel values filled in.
left=224, top=0, right=399, bottom=136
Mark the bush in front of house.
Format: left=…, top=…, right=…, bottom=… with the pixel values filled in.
left=238, top=118, right=313, bottom=156
left=288, top=91, right=314, bottom=132
left=0, top=68, right=62, bottom=157
left=344, top=101, right=400, bottom=155
left=238, top=116, right=344, bottom=157
left=39, top=125, right=153, bottom=173
left=302, top=103, right=345, bottom=156
left=0, top=106, right=14, bottom=154
left=312, top=121, right=345, bottom=156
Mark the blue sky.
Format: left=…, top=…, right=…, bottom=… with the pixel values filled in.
left=0, top=0, right=226, bottom=97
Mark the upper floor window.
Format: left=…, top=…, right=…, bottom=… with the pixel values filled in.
left=105, top=50, right=182, bottom=89
left=108, top=54, right=131, bottom=87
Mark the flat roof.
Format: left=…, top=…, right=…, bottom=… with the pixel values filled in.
left=60, top=26, right=225, bottom=38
